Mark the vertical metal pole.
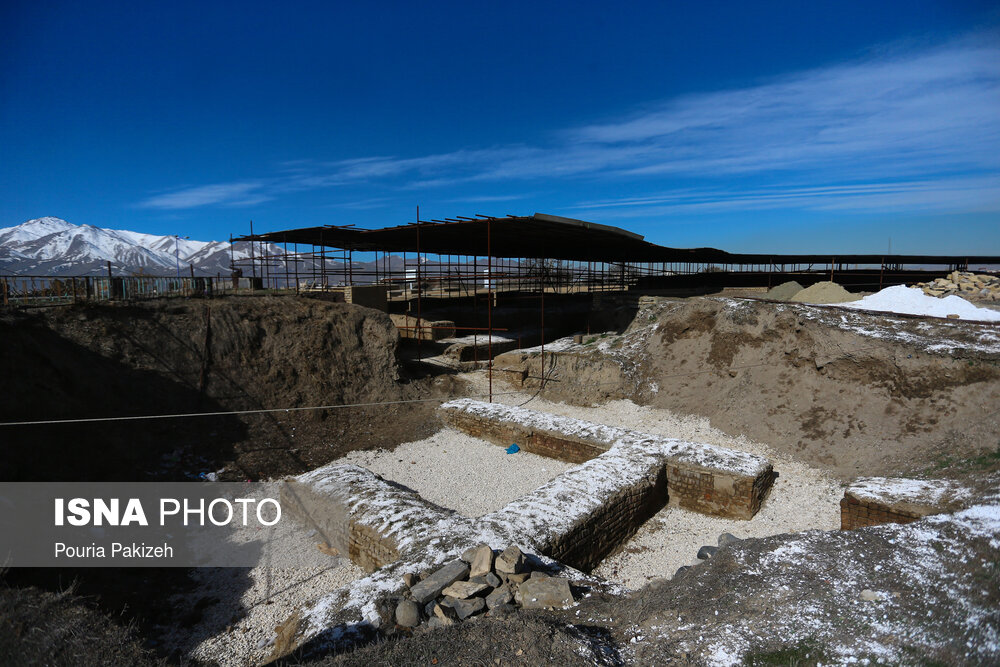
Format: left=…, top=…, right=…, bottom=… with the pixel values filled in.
left=229, top=234, right=236, bottom=293
left=249, top=221, right=256, bottom=280
left=540, top=258, right=545, bottom=390
left=488, top=218, right=493, bottom=402
left=416, top=207, right=422, bottom=357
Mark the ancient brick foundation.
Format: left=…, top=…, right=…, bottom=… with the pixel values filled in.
left=281, top=465, right=461, bottom=572
left=839, top=477, right=970, bottom=530
left=543, top=466, right=669, bottom=571
left=840, top=494, right=923, bottom=530
left=439, top=399, right=775, bottom=520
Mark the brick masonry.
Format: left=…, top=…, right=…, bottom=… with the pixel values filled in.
left=839, top=477, right=971, bottom=530
left=281, top=464, right=464, bottom=573
left=439, top=399, right=775, bottom=520
left=840, top=494, right=924, bottom=530
left=276, top=407, right=774, bottom=657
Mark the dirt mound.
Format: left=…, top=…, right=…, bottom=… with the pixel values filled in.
left=298, top=504, right=998, bottom=665
left=789, top=280, right=858, bottom=304
left=763, top=280, right=803, bottom=301
left=496, top=297, right=1000, bottom=479
left=0, top=296, right=439, bottom=482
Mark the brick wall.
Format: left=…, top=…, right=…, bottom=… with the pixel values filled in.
left=839, top=477, right=970, bottom=530
left=544, top=467, right=669, bottom=571
left=840, top=494, right=924, bottom=530
left=441, top=409, right=605, bottom=464
left=440, top=400, right=774, bottom=521
left=282, top=464, right=463, bottom=573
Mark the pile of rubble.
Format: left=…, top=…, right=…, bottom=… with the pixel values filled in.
left=916, top=271, right=1000, bottom=302
left=393, top=544, right=575, bottom=629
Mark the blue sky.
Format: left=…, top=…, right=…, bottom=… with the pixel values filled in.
left=2, top=1, right=998, bottom=253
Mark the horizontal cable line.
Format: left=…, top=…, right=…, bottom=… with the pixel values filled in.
left=0, top=392, right=522, bottom=427
left=0, top=338, right=971, bottom=427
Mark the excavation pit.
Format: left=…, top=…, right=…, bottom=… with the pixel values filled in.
left=274, top=401, right=780, bottom=657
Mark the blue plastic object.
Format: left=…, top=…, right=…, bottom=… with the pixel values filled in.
left=506, top=443, right=520, bottom=454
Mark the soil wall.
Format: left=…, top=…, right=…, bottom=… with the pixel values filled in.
left=0, top=296, right=435, bottom=482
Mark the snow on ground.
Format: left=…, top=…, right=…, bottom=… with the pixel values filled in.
left=781, top=301, right=1000, bottom=354
left=841, top=285, right=1000, bottom=321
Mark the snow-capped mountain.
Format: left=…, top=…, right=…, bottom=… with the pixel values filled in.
left=0, top=217, right=323, bottom=277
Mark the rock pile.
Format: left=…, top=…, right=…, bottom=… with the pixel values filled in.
left=915, top=271, right=1000, bottom=302
left=394, top=544, right=575, bottom=630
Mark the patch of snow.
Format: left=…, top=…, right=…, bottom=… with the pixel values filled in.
left=841, top=285, right=1000, bottom=321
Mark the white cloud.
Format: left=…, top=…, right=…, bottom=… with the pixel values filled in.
left=137, top=33, right=1000, bottom=213
left=139, top=182, right=269, bottom=209
left=568, top=175, right=1000, bottom=218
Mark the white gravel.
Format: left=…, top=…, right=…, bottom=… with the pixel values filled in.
left=338, top=428, right=574, bottom=517
left=165, top=518, right=366, bottom=667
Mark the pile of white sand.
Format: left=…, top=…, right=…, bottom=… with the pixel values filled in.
left=842, top=285, right=1000, bottom=321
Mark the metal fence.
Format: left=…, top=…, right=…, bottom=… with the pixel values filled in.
left=0, top=275, right=269, bottom=307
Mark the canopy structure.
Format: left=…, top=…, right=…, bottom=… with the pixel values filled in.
left=237, top=213, right=1000, bottom=267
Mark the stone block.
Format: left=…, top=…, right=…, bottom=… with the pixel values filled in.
left=485, top=585, right=513, bottom=609
left=495, top=545, right=525, bottom=574
left=517, top=577, right=574, bottom=609
left=410, top=560, right=470, bottom=604
left=468, top=544, right=494, bottom=577
left=441, top=581, right=488, bottom=599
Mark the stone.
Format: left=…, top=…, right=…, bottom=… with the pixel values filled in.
left=460, top=545, right=478, bottom=563
left=860, top=589, right=881, bottom=602
left=947, top=314, right=960, bottom=319
left=426, top=616, right=450, bottom=628
left=451, top=597, right=487, bottom=620
left=441, top=581, right=488, bottom=600
left=505, top=572, right=530, bottom=584
left=402, top=573, right=417, bottom=589
left=468, top=544, right=494, bottom=578
left=674, top=566, right=691, bottom=579
left=485, top=585, right=513, bottom=609
left=517, top=577, right=574, bottom=610
left=410, top=560, right=470, bottom=604
left=486, top=603, right=517, bottom=617
left=530, top=570, right=550, bottom=580
left=697, top=545, right=719, bottom=560
left=395, top=600, right=420, bottom=628
left=484, top=572, right=501, bottom=588
left=432, top=602, right=457, bottom=623
left=718, top=532, right=742, bottom=547
left=495, top=545, right=525, bottom=574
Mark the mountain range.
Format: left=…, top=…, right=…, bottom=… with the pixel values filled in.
left=0, top=217, right=358, bottom=278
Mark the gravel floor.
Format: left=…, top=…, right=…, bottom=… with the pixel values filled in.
left=177, top=519, right=366, bottom=666
left=338, top=429, right=574, bottom=517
